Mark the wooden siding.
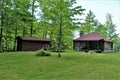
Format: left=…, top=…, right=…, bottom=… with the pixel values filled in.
left=16, top=37, right=51, bottom=51
left=73, top=32, right=113, bottom=52
left=73, top=40, right=113, bottom=52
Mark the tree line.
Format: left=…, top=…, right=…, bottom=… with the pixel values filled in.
left=0, top=0, right=119, bottom=52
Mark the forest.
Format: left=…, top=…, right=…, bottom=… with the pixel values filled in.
left=0, top=0, right=120, bottom=52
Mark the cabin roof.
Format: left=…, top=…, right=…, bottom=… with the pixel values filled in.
left=17, top=36, right=51, bottom=42
left=74, top=32, right=112, bottom=42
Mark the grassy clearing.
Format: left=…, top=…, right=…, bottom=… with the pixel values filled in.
left=0, top=51, right=120, bottom=80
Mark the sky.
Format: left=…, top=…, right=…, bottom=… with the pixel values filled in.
left=75, top=0, right=120, bottom=36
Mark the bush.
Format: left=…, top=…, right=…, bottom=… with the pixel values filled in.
left=36, top=49, right=51, bottom=56
left=114, top=45, right=120, bottom=52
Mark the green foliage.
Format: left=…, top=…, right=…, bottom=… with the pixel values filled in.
left=114, top=41, right=120, bottom=52
left=94, top=22, right=108, bottom=37
left=105, top=13, right=119, bottom=43
left=0, top=0, right=38, bottom=51
left=80, top=11, right=119, bottom=47
left=38, top=0, right=85, bottom=52
left=114, top=45, right=120, bottom=52
left=0, top=0, right=119, bottom=52
left=81, top=10, right=97, bottom=34
left=36, top=49, right=51, bottom=56
left=0, top=0, right=85, bottom=52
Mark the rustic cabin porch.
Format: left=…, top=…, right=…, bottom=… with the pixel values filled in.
left=78, top=41, right=103, bottom=52
left=73, top=32, right=113, bottom=53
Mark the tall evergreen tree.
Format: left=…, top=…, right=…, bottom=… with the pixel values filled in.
left=82, top=10, right=97, bottom=34
left=94, top=20, right=107, bottom=37
left=105, top=13, right=119, bottom=43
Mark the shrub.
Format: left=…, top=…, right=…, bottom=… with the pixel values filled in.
left=36, top=49, right=51, bottom=56
left=114, top=45, right=120, bottom=52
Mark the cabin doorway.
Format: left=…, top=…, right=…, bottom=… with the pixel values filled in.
left=89, top=41, right=99, bottom=50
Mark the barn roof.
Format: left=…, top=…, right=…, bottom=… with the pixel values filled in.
left=74, top=32, right=112, bottom=42
left=17, top=36, right=51, bottom=42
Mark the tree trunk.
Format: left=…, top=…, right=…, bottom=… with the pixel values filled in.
left=0, top=28, right=2, bottom=52
left=58, top=19, right=62, bottom=57
left=58, top=0, right=63, bottom=57
left=13, top=26, right=17, bottom=51
left=30, top=0, right=35, bottom=37
left=43, top=26, right=48, bottom=38
left=0, top=0, right=4, bottom=52
left=23, top=27, right=25, bottom=37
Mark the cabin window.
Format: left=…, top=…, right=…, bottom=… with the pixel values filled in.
left=74, top=42, right=80, bottom=50
left=104, top=42, right=112, bottom=50
left=44, top=44, right=49, bottom=50
left=80, top=42, right=86, bottom=50
left=89, top=41, right=99, bottom=50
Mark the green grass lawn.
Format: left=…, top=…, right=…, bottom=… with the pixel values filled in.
left=0, top=51, right=120, bottom=80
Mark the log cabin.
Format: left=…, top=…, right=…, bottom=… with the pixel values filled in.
left=73, top=32, right=113, bottom=52
left=16, top=36, right=51, bottom=51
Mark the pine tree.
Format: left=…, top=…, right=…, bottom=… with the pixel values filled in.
left=82, top=10, right=97, bottom=34
left=105, top=13, right=119, bottom=43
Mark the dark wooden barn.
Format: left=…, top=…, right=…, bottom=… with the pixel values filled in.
left=16, top=36, right=51, bottom=51
left=73, top=32, right=113, bottom=52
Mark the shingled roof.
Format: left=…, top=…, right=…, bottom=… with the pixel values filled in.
left=74, top=32, right=112, bottom=42
left=17, top=36, right=51, bottom=42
